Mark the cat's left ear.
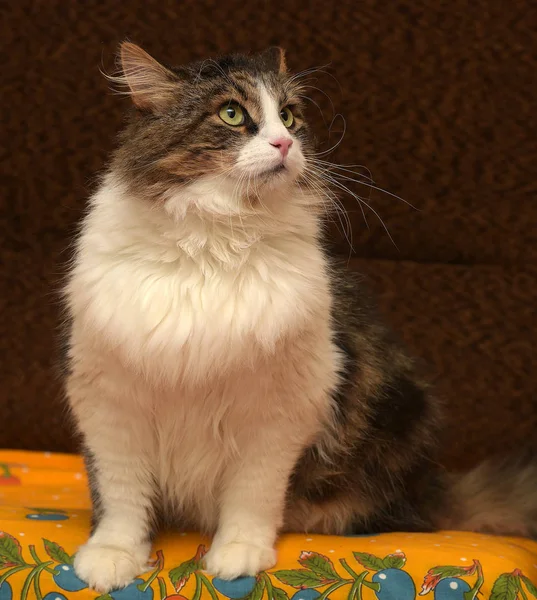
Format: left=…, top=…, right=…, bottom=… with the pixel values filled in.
left=256, top=47, right=287, bottom=74
left=116, top=41, right=181, bottom=112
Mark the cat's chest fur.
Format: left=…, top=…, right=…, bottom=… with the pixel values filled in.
left=69, top=181, right=331, bottom=383
left=152, top=363, right=284, bottom=530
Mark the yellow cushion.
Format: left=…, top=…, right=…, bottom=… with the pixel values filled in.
left=1, top=450, right=536, bottom=600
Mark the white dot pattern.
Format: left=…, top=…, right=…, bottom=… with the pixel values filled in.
left=3, top=457, right=536, bottom=596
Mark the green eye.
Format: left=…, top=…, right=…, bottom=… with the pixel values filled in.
left=219, top=102, right=245, bottom=126
left=280, top=106, right=294, bottom=128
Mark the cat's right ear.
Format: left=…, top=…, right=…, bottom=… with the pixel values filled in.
left=115, top=42, right=180, bottom=112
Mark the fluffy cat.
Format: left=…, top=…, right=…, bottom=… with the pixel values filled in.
left=64, top=42, right=537, bottom=594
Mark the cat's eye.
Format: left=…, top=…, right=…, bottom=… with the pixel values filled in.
left=219, top=103, right=245, bottom=126
left=280, top=106, right=294, bottom=128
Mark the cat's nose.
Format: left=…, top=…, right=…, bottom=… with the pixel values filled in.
left=269, top=137, right=293, bottom=158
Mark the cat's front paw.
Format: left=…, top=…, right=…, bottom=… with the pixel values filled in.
left=74, top=543, right=149, bottom=593
left=205, top=541, right=277, bottom=580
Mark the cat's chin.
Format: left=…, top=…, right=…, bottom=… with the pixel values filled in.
left=250, top=164, right=302, bottom=192
left=261, top=163, right=287, bottom=176
left=255, top=165, right=291, bottom=188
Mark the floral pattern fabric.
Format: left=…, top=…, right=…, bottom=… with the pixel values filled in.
left=1, top=451, right=536, bottom=600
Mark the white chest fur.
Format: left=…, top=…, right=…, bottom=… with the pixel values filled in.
left=67, top=179, right=331, bottom=385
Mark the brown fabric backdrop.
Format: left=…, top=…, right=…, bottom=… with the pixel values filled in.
left=1, top=0, right=536, bottom=470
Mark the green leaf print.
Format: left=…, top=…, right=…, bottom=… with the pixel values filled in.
left=271, top=586, right=289, bottom=600
left=429, top=566, right=475, bottom=579
left=273, top=569, right=325, bottom=588
left=382, top=552, right=406, bottom=569
left=169, top=558, right=199, bottom=592
left=421, top=561, right=480, bottom=595
left=0, top=558, right=18, bottom=569
left=0, top=532, right=24, bottom=566
left=245, top=578, right=265, bottom=600
left=490, top=572, right=520, bottom=600
left=298, top=551, right=340, bottom=582
left=42, top=539, right=73, bottom=565
left=352, top=552, right=385, bottom=572
left=169, top=544, right=206, bottom=592
left=519, top=574, right=537, bottom=598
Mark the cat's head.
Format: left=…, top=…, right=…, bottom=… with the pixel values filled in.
left=110, top=42, right=313, bottom=210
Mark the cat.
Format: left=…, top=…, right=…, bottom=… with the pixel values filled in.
left=63, top=42, right=537, bottom=594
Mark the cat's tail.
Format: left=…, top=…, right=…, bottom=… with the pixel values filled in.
left=441, top=451, right=537, bottom=538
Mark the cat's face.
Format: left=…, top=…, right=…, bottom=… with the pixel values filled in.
left=112, top=43, right=311, bottom=204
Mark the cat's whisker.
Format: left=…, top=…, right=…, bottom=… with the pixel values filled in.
left=244, top=172, right=253, bottom=211
left=298, top=94, right=329, bottom=128
left=304, top=67, right=342, bottom=92
left=297, top=82, right=336, bottom=117
left=198, top=59, right=237, bottom=90
left=305, top=157, right=417, bottom=211
left=326, top=170, right=417, bottom=211
left=251, top=173, right=266, bottom=214
left=248, top=174, right=271, bottom=226
left=300, top=170, right=354, bottom=251
left=236, top=172, right=250, bottom=222
left=230, top=169, right=246, bottom=206
left=322, top=174, right=398, bottom=249
left=306, top=160, right=372, bottom=228
left=285, top=64, right=332, bottom=86
left=304, top=164, right=371, bottom=242
left=305, top=158, right=374, bottom=183
left=194, top=59, right=212, bottom=83
left=310, top=114, right=347, bottom=157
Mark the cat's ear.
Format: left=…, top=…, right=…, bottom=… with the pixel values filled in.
left=257, top=47, right=287, bottom=74
left=116, top=42, right=181, bottom=111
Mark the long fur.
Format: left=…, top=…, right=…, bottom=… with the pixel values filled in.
left=444, top=454, right=537, bottom=538
left=64, top=43, right=537, bottom=594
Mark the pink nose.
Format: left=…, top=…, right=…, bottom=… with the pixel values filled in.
left=269, top=137, right=293, bottom=158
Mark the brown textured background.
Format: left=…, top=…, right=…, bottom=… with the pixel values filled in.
left=1, top=0, right=536, bottom=469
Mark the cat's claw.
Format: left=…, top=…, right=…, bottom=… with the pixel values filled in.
left=74, top=543, right=149, bottom=593
left=205, top=541, right=277, bottom=580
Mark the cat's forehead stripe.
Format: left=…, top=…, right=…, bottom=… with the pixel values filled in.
left=258, top=84, right=284, bottom=130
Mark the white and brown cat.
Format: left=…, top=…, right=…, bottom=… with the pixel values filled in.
left=64, top=42, right=537, bottom=593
